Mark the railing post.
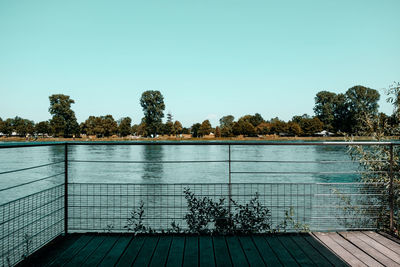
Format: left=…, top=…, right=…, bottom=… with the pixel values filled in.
left=389, top=144, right=394, bottom=232
left=64, top=143, right=68, bottom=235
left=228, top=145, right=232, bottom=214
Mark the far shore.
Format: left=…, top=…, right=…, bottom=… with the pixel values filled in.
left=1, top=135, right=398, bottom=142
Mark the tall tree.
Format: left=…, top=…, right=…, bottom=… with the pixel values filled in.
left=345, top=85, right=380, bottom=134
left=12, top=116, right=34, bottom=136
left=0, top=118, right=13, bottom=136
left=199, top=120, right=212, bottom=136
left=140, top=90, right=165, bottom=137
left=166, top=112, right=173, bottom=123
left=314, top=91, right=337, bottom=131
left=48, top=94, right=79, bottom=137
left=35, top=121, right=51, bottom=136
left=249, top=113, right=265, bottom=127
left=118, top=117, right=132, bottom=137
left=174, top=121, right=183, bottom=136
left=332, top=93, right=350, bottom=133
left=220, top=115, right=235, bottom=137
left=191, top=123, right=201, bottom=138
left=101, top=115, right=118, bottom=137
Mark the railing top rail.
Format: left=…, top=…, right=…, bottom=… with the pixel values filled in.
left=0, top=140, right=398, bottom=148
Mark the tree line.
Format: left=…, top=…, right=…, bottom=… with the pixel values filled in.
left=0, top=84, right=398, bottom=138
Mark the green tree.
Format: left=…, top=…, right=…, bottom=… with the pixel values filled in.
left=140, top=90, right=165, bottom=137
left=48, top=94, right=79, bottom=137
left=164, top=121, right=174, bottom=136
left=174, top=121, right=183, bottom=136
left=249, top=113, right=265, bottom=127
left=199, top=120, right=212, bottom=137
left=332, top=93, right=350, bottom=133
left=215, top=126, right=221, bottom=137
left=287, top=121, right=302, bottom=136
left=191, top=123, right=201, bottom=137
left=101, top=115, right=117, bottom=137
left=300, top=117, right=323, bottom=136
left=345, top=85, right=380, bottom=134
left=131, top=124, right=139, bottom=136
left=314, top=91, right=337, bottom=131
left=35, top=121, right=50, bottom=136
left=12, top=117, right=34, bottom=136
left=270, top=118, right=288, bottom=134
left=220, top=115, right=235, bottom=137
left=256, top=122, right=270, bottom=135
left=0, top=118, right=13, bottom=136
left=118, top=117, right=132, bottom=137
left=167, top=112, right=173, bottom=123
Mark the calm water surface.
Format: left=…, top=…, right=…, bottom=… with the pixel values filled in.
left=0, top=142, right=359, bottom=204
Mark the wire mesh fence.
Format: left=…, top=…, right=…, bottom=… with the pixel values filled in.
left=0, top=184, right=64, bottom=267
left=68, top=182, right=386, bottom=233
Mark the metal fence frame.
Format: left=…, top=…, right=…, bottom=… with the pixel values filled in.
left=0, top=141, right=398, bottom=265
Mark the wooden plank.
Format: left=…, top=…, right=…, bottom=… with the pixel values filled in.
left=277, top=235, right=314, bottom=267
left=149, top=236, right=173, bottom=267
left=239, top=236, right=265, bottom=266
left=83, top=236, right=119, bottom=266
left=47, top=235, right=93, bottom=266
left=24, top=234, right=80, bottom=266
left=339, top=232, right=400, bottom=266
left=379, top=232, right=400, bottom=245
left=363, top=231, right=400, bottom=256
left=199, top=236, right=216, bottom=267
left=328, top=232, right=384, bottom=267
left=290, top=235, right=331, bottom=267
left=132, top=236, right=159, bottom=267
left=252, top=236, right=281, bottom=266
left=115, top=236, right=145, bottom=267
left=183, top=236, right=199, bottom=267
left=213, top=236, right=232, bottom=267
left=63, top=235, right=105, bottom=266
left=98, top=236, right=132, bottom=267
left=225, top=236, right=248, bottom=267
left=303, top=235, right=347, bottom=267
left=313, top=232, right=367, bottom=267
left=165, top=236, right=185, bottom=267
left=265, top=236, right=299, bottom=266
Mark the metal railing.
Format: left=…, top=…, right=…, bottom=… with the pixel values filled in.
left=0, top=141, right=398, bottom=266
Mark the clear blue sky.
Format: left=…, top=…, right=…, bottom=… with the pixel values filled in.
left=0, top=0, right=399, bottom=127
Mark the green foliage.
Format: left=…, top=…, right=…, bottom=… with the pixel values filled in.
left=125, top=201, right=152, bottom=234
left=314, top=91, right=337, bottom=131
left=48, top=94, right=79, bottom=137
left=199, top=120, right=212, bottom=136
left=81, top=115, right=117, bottom=137
left=35, top=121, right=50, bottom=136
left=346, top=85, right=380, bottom=134
left=118, top=117, right=132, bottom=137
left=231, top=193, right=271, bottom=233
left=140, top=90, right=165, bottom=137
left=191, top=123, right=201, bottom=137
left=174, top=121, right=183, bottom=136
left=275, top=208, right=310, bottom=233
left=220, top=115, right=235, bottom=137
left=214, top=126, right=221, bottom=137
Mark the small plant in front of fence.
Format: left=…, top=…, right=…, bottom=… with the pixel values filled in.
left=125, top=200, right=153, bottom=234
left=275, top=207, right=310, bottom=233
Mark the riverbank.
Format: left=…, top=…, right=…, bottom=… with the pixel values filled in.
left=1, top=135, right=397, bottom=142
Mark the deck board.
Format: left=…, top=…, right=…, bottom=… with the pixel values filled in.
left=225, top=236, right=248, bottom=267
left=339, top=232, right=400, bottom=266
left=183, top=236, right=199, bottom=267
left=165, top=236, right=185, bottom=267
left=21, top=232, right=400, bottom=267
left=115, top=236, right=145, bottom=267
left=199, top=236, right=216, bottom=267
left=98, top=236, right=132, bottom=267
left=252, top=236, right=282, bottom=266
left=213, top=236, right=232, bottom=267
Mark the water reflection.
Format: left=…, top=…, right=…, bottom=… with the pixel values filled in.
left=141, top=145, right=164, bottom=181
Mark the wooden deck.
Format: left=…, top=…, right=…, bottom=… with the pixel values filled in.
left=19, top=232, right=400, bottom=266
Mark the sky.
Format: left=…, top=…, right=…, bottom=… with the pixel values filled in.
left=0, top=0, right=399, bottom=127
